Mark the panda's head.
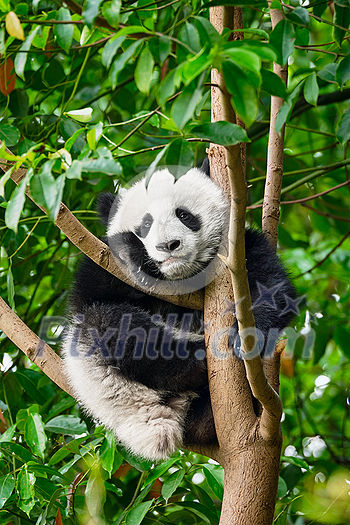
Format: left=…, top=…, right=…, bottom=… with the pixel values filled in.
left=100, top=168, right=229, bottom=281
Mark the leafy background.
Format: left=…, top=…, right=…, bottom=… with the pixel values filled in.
left=0, top=0, right=349, bottom=523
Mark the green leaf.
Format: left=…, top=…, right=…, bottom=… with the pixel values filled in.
left=83, top=0, right=103, bottom=26
left=29, top=159, right=58, bottom=220
left=203, top=0, right=266, bottom=6
left=6, top=266, right=15, bottom=308
left=222, top=61, right=259, bottom=127
left=261, top=68, right=288, bottom=100
left=0, top=474, right=15, bottom=510
left=17, top=467, right=35, bottom=517
left=85, top=469, right=106, bottom=519
left=125, top=499, right=154, bottom=525
left=109, top=39, right=144, bottom=89
left=313, top=0, right=327, bottom=17
left=303, top=72, right=319, bottom=106
left=142, top=455, right=180, bottom=488
left=334, top=325, right=350, bottom=358
left=100, top=430, right=116, bottom=476
left=175, top=501, right=218, bottom=524
left=144, top=144, right=169, bottom=188
left=179, top=22, right=201, bottom=53
left=24, top=413, right=47, bottom=460
left=202, top=466, right=224, bottom=500
left=65, top=107, right=93, bottom=122
left=9, top=89, right=29, bottom=119
left=0, top=442, right=34, bottom=463
left=65, top=128, right=85, bottom=152
left=101, top=35, right=126, bottom=69
left=102, top=0, right=121, bottom=29
left=14, top=25, right=40, bottom=80
left=81, top=157, right=122, bottom=175
left=0, top=424, right=16, bottom=443
left=54, top=7, right=73, bottom=53
left=280, top=455, right=310, bottom=469
left=148, top=36, right=171, bottom=64
left=275, top=80, right=304, bottom=134
left=191, top=121, right=249, bottom=145
left=269, top=19, right=295, bottom=66
left=0, top=0, right=10, bottom=13
left=336, top=105, right=350, bottom=145
left=277, top=476, right=288, bottom=498
left=15, top=370, right=47, bottom=405
left=5, top=177, right=26, bottom=232
left=135, top=44, right=155, bottom=94
left=336, top=52, right=350, bottom=86
left=224, top=48, right=261, bottom=82
left=286, top=6, right=310, bottom=25
left=318, top=63, right=338, bottom=83
left=65, top=159, right=82, bottom=180
left=171, top=83, right=203, bottom=130
left=333, top=3, right=350, bottom=46
left=45, top=415, right=88, bottom=436
left=156, top=69, right=176, bottom=107
left=195, top=15, right=221, bottom=47
left=0, top=123, right=20, bottom=146
left=166, top=138, right=194, bottom=174
left=161, top=469, right=185, bottom=503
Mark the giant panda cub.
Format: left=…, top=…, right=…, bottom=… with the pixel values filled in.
left=62, top=165, right=296, bottom=461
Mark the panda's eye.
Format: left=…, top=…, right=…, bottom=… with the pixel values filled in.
left=178, top=211, right=189, bottom=221
left=175, top=208, right=201, bottom=232
left=136, top=213, right=154, bottom=238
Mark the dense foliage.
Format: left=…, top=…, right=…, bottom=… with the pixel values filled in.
left=0, top=0, right=349, bottom=523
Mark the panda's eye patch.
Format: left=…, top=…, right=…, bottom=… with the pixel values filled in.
left=135, top=213, right=153, bottom=238
left=175, top=208, right=201, bottom=232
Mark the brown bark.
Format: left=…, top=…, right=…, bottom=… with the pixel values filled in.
left=206, top=7, right=283, bottom=524
left=262, top=6, right=288, bottom=249
left=0, top=296, right=73, bottom=396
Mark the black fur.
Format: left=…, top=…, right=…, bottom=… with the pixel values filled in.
left=68, top=189, right=296, bottom=447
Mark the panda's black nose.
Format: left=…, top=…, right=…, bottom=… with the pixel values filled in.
left=156, top=240, right=181, bottom=252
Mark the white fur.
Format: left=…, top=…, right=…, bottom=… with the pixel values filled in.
left=107, top=168, right=229, bottom=280
left=62, top=328, right=194, bottom=460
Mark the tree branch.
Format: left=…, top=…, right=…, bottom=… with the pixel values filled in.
left=262, top=4, right=288, bottom=249
left=0, top=297, right=74, bottom=396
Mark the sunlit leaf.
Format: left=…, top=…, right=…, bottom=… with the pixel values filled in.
left=14, top=25, right=40, bottom=80
left=0, top=474, right=15, bottom=510
left=5, top=177, right=26, bottom=232
left=5, top=11, right=24, bottom=40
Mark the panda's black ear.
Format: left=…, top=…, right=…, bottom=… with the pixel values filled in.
left=97, top=192, right=120, bottom=226
left=200, top=157, right=210, bottom=177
